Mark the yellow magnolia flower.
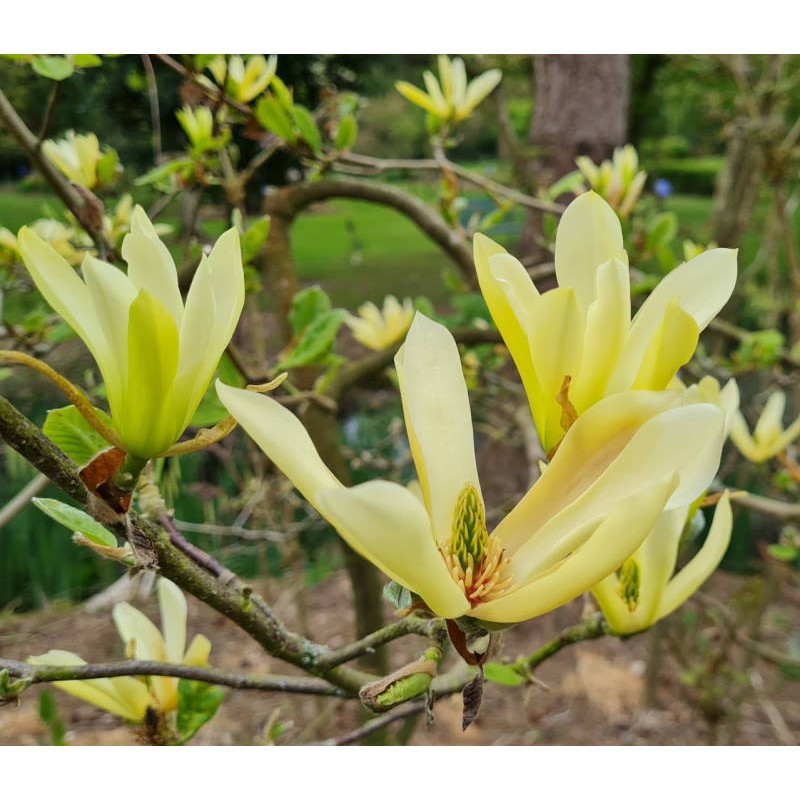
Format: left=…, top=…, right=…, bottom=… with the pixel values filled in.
left=208, top=55, right=277, bottom=103
left=217, top=313, right=726, bottom=624
left=673, top=375, right=740, bottom=437
left=729, top=389, right=800, bottom=463
left=42, top=130, right=102, bottom=189
left=575, top=144, right=647, bottom=219
left=395, top=55, right=501, bottom=125
left=474, top=191, right=737, bottom=455
left=592, top=494, right=732, bottom=635
left=29, top=578, right=211, bottom=721
left=683, top=238, right=718, bottom=262
left=345, top=295, right=415, bottom=351
left=18, top=206, right=244, bottom=459
left=102, top=193, right=173, bottom=247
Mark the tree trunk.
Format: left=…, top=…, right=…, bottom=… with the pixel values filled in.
left=519, top=54, right=630, bottom=260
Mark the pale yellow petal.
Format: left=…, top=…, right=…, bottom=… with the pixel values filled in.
left=112, top=603, right=166, bottom=662
left=659, top=494, right=732, bottom=620
left=462, top=69, right=502, bottom=116
left=394, top=314, right=480, bottom=547
left=474, top=474, right=678, bottom=624
left=121, top=206, right=183, bottom=326
left=157, top=578, right=187, bottom=664
left=729, top=410, right=760, bottom=461
left=554, top=191, right=627, bottom=314
left=395, top=81, right=441, bottom=115
left=28, top=650, right=150, bottom=721
left=215, top=382, right=341, bottom=502
left=570, top=258, right=630, bottom=412
left=754, top=390, right=786, bottom=445
left=315, top=481, right=469, bottom=619
left=184, top=634, right=212, bottom=667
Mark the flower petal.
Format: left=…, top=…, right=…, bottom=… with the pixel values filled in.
left=121, top=206, right=183, bottom=326
left=18, top=228, right=106, bottom=367
left=395, top=314, right=480, bottom=547
left=28, top=650, right=150, bottom=721
left=554, top=191, right=627, bottom=314
left=215, top=382, right=341, bottom=502
left=124, top=290, right=180, bottom=457
left=157, top=578, right=187, bottom=664
left=315, top=481, right=469, bottom=619
left=571, top=257, right=630, bottom=411
left=474, top=474, right=678, bottom=624
left=659, top=493, right=732, bottom=620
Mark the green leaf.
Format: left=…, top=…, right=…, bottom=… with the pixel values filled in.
left=176, top=679, right=225, bottom=745
left=71, top=54, right=102, bottom=68
left=31, top=56, right=74, bottom=81
left=254, top=96, right=296, bottom=143
left=134, top=157, right=193, bottom=187
left=483, top=661, right=524, bottom=687
left=546, top=169, right=584, bottom=200
left=96, top=148, right=119, bottom=185
left=240, top=216, right=270, bottom=265
left=190, top=354, right=246, bottom=427
left=32, top=497, right=116, bottom=548
left=291, top=105, right=322, bottom=154
left=37, top=690, right=67, bottom=745
left=382, top=580, right=412, bottom=611
left=42, top=404, right=114, bottom=466
left=334, top=114, right=358, bottom=151
left=270, top=75, right=294, bottom=111
left=289, top=286, right=331, bottom=336
left=277, top=309, right=346, bottom=370
left=768, top=544, right=798, bottom=563
left=646, top=212, right=678, bottom=251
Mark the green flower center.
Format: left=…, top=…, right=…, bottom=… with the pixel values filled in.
left=617, top=557, right=641, bottom=612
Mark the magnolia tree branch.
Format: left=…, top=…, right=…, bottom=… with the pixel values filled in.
left=0, top=658, right=344, bottom=697
left=511, top=612, right=609, bottom=677
left=336, top=152, right=565, bottom=215
left=269, top=178, right=476, bottom=283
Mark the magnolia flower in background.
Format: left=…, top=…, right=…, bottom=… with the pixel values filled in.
left=28, top=578, right=211, bottom=721
left=683, top=238, right=719, bottom=262
left=592, top=493, right=732, bottom=635
left=102, top=193, right=172, bottom=247
left=395, top=55, right=502, bottom=126
left=19, top=205, right=244, bottom=459
left=345, top=295, right=415, bottom=351
left=176, top=105, right=228, bottom=154
left=672, top=375, right=740, bottom=437
left=0, top=219, right=87, bottom=266
left=207, top=55, right=277, bottom=103
left=218, top=313, right=726, bottom=625
left=729, top=389, right=800, bottom=463
left=474, top=192, right=737, bottom=455
left=575, top=144, right=647, bottom=219
left=42, top=130, right=103, bottom=189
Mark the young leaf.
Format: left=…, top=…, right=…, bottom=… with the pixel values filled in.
left=134, top=157, right=193, bottom=187
left=289, top=286, right=332, bottom=336
left=31, top=56, right=74, bottom=81
left=383, top=580, right=412, bottom=611
left=255, top=97, right=296, bottom=143
left=42, top=404, right=114, bottom=466
left=291, top=105, right=322, bottom=154
left=240, top=216, right=271, bottom=265
left=334, top=114, right=358, bottom=151
left=270, top=75, right=294, bottom=111
left=176, top=679, right=225, bottom=745
left=32, top=497, right=117, bottom=548
left=277, top=309, right=346, bottom=370
left=71, top=54, right=102, bottom=68
left=483, top=661, right=524, bottom=687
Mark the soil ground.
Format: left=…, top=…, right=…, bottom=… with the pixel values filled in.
left=2, top=566, right=800, bottom=746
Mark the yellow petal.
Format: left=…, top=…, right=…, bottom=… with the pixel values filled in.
left=28, top=650, right=150, bottom=721
left=630, top=298, right=699, bottom=390
left=394, top=81, right=441, bottom=116
left=729, top=410, right=760, bottom=461
left=124, top=290, right=180, bottom=457
left=122, top=206, right=184, bottom=326
left=184, top=634, right=212, bottom=667
left=570, top=258, right=630, bottom=411
left=394, top=314, right=480, bottom=547
left=474, top=474, right=678, bottom=624
left=659, top=493, right=732, bottom=619
left=315, top=481, right=469, bottom=619
left=754, top=390, right=786, bottom=445
left=215, top=382, right=341, bottom=502
left=157, top=578, right=187, bottom=664
left=462, top=69, right=502, bottom=116
left=554, top=191, right=627, bottom=314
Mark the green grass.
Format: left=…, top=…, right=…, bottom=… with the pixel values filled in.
left=0, top=186, right=62, bottom=231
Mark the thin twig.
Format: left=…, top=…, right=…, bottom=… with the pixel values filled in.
left=0, top=472, right=49, bottom=528
left=37, top=81, right=61, bottom=142
left=140, top=55, right=162, bottom=164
